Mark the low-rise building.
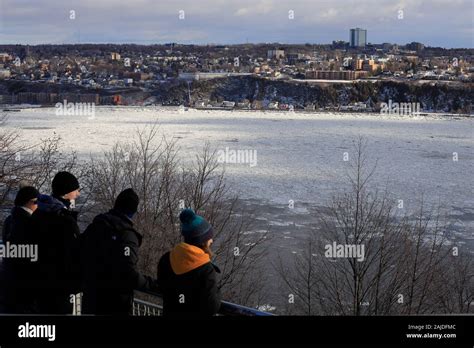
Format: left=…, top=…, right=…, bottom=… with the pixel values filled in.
left=0, top=53, right=12, bottom=63
left=111, top=52, right=121, bottom=61
left=178, top=72, right=252, bottom=81
left=267, top=49, right=285, bottom=60
left=0, top=69, right=11, bottom=79
left=305, top=70, right=368, bottom=80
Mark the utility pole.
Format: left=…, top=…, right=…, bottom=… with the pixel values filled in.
left=187, top=80, right=192, bottom=106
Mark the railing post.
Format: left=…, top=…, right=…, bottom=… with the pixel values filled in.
left=72, top=293, right=82, bottom=315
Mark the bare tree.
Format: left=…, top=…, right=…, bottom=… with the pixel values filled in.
left=436, top=252, right=474, bottom=313
left=82, top=125, right=269, bottom=308
left=1, top=116, right=77, bottom=223
left=276, top=137, right=474, bottom=315
left=275, top=240, right=319, bottom=315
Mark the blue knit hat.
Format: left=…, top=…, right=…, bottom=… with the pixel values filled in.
left=179, top=208, right=213, bottom=246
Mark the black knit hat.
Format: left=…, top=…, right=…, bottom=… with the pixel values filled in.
left=114, top=188, right=140, bottom=216
left=14, top=186, right=39, bottom=206
left=52, top=171, right=80, bottom=197
left=179, top=208, right=213, bottom=246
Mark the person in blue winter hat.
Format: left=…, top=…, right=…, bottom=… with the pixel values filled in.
left=157, top=208, right=221, bottom=317
left=180, top=208, right=214, bottom=246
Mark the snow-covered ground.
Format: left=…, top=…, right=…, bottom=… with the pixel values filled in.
left=3, top=106, right=474, bottom=244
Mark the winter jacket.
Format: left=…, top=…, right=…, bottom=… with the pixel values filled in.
left=2, top=206, right=33, bottom=244
left=0, top=207, right=36, bottom=313
left=80, top=209, right=158, bottom=315
left=157, top=242, right=221, bottom=317
left=30, top=194, right=81, bottom=314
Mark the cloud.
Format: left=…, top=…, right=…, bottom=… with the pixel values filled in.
left=0, top=0, right=471, bottom=47
left=320, top=8, right=339, bottom=20
left=235, top=8, right=250, bottom=16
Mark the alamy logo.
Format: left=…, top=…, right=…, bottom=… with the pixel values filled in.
left=55, top=100, right=96, bottom=119
left=380, top=99, right=420, bottom=115
left=217, top=147, right=257, bottom=167
left=0, top=242, right=38, bottom=262
left=324, top=241, right=365, bottom=262
left=18, top=322, right=56, bottom=341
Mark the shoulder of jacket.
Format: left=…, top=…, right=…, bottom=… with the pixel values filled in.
left=12, top=207, right=28, bottom=216
left=160, top=251, right=171, bottom=261
left=121, top=225, right=141, bottom=240
left=90, top=213, right=110, bottom=227
left=195, top=261, right=220, bottom=275
left=158, top=251, right=171, bottom=267
left=4, top=214, right=12, bottom=224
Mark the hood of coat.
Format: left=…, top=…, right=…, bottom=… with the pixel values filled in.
left=170, top=242, right=211, bottom=275
left=37, top=194, right=67, bottom=213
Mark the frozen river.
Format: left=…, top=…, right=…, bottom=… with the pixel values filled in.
left=3, top=106, right=474, bottom=248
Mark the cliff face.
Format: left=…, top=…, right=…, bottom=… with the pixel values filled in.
left=2, top=77, right=472, bottom=113
left=155, top=76, right=473, bottom=113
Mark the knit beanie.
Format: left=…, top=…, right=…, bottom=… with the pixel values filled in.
left=114, top=188, right=140, bottom=217
left=14, top=186, right=39, bottom=206
left=179, top=208, right=213, bottom=246
left=52, top=171, right=80, bottom=197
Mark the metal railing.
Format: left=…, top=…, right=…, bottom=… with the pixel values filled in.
left=133, top=290, right=274, bottom=316
left=219, top=300, right=274, bottom=316
left=72, top=291, right=274, bottom=316
left=133, top=297, right=162, bottom=316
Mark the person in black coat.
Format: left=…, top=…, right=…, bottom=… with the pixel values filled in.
left=81, top=188, right=159, bottom=315
left=30, top=171, right=82, bottom=314
left=157, top=208, right=221, bottom=317
left=0, top=186, right=39, bottom=313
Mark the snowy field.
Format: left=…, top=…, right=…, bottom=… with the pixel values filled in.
left=2, top=106, right=474, bottom=248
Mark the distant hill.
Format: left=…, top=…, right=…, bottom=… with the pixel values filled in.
left=1, top=77, right=472, bottom=114
left=153, top=76, right=473, bottom=113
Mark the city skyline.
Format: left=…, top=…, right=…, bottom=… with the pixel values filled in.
left=0, top=0, right=473, bottom=48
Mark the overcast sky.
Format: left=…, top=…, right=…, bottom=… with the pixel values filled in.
left=0, top=0, right=472, bottom=48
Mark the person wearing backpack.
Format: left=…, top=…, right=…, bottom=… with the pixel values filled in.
left=80, top=188, right=158, bottom=315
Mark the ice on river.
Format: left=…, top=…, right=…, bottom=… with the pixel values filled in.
left=3, top=106, right=473, bottom=241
